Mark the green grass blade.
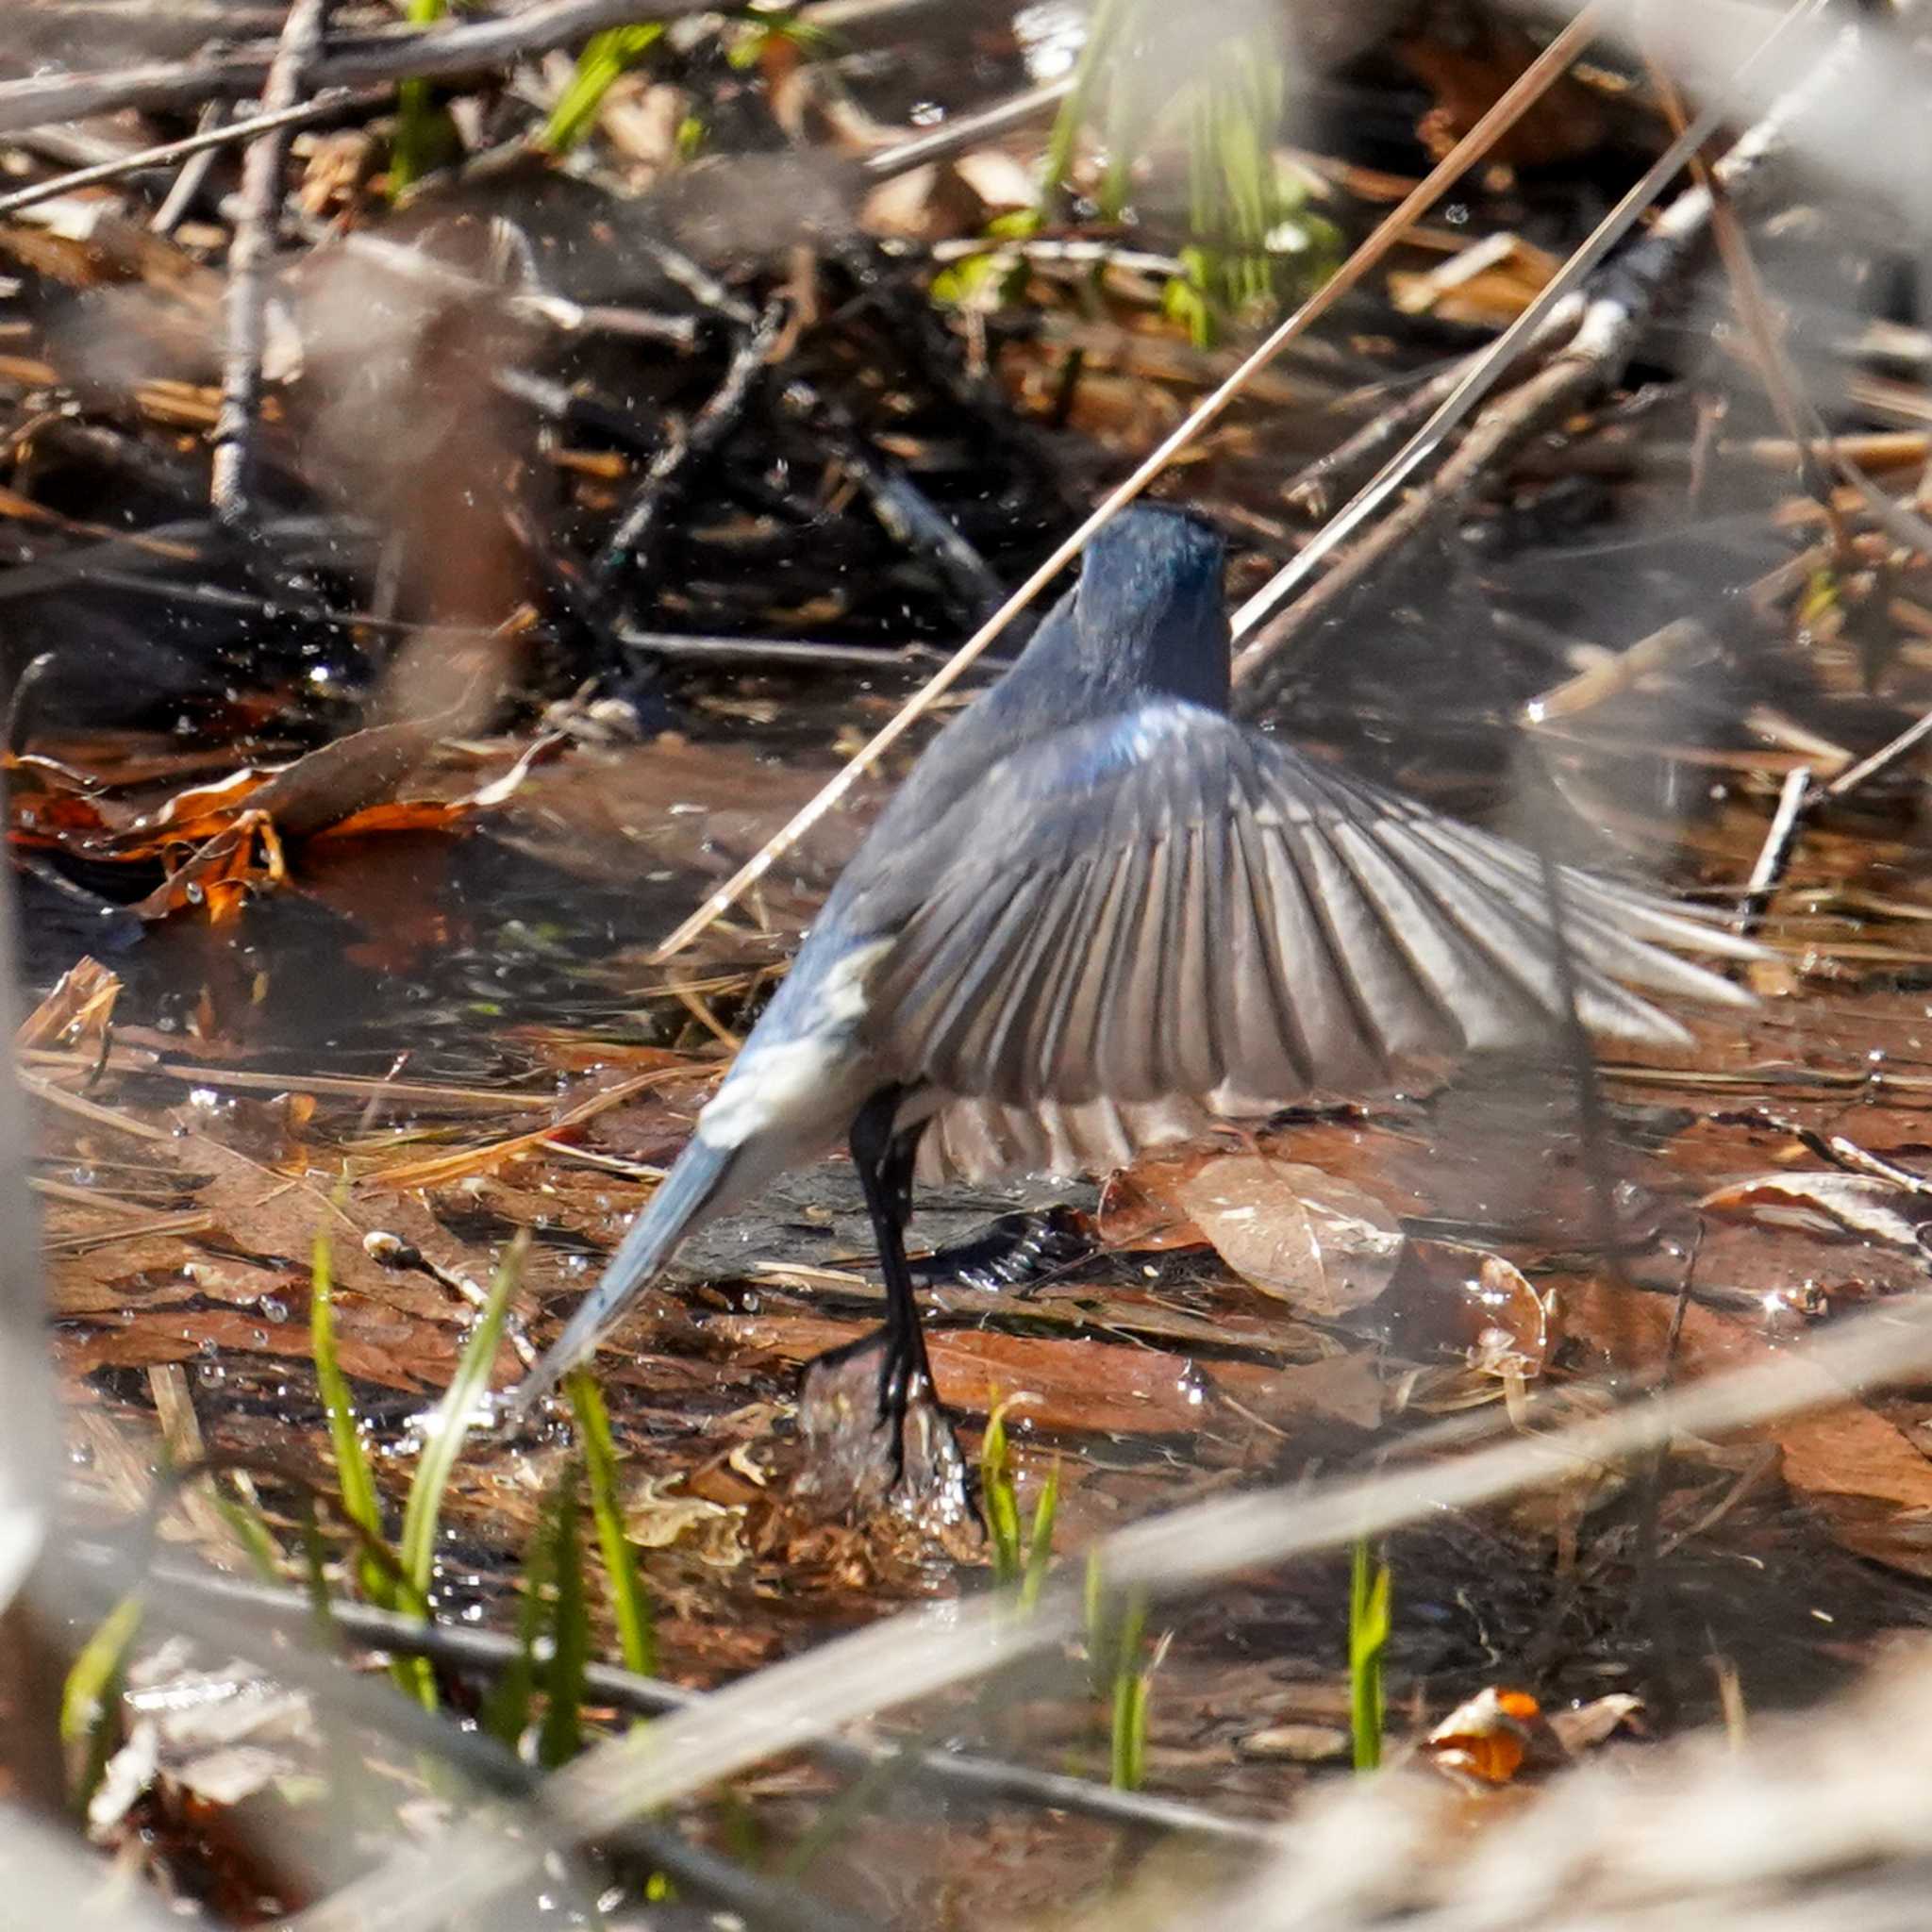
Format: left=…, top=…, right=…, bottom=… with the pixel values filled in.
left=391, top=0, right=456, bottom=194
left=538, top=1460, right=590, bottom=1770
left=393, top=1232, right=526, bottom=1711
left=1018, top=1456, right=1058, bottom=1614
left=979, top=1394, right=1023, bottom=1587
left=541, top=24, right=664, bottom=152
left=1349, top=1537, right=1391, bottom=1773
left=567, top=1368, right=657, bottom=1682
left=1083, top=1550, right=1109, bottom=1695
left=480, top=1489, right=557, bottom=1754
left=211, top=1475, right=285, bottom=1583
left=310, top=1217, right=388, bottom=1605
left=398, top=1233, right=525, bottom=1598
left=1108, top=1591, right=1150, bottom=1792
left=61, top=1591, right=143, bottom=1814
left=1110, top=1672, right=1149, bottom=1792
left=1039, top=0, right=1134, bottom=218
left=297, top=1500, right=338, bottom=1641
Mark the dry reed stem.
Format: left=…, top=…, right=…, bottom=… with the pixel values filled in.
left=290, top=1288, right=1932, bottom=1932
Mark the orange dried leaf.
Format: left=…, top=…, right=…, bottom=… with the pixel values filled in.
left=1424, top=1686, right=1553, bottom=1785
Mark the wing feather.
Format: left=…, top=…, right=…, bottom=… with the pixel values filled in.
left=844, top=700, right=1757, bottom=1175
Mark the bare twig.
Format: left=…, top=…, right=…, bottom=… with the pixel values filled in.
left=859, top=77, right=1074, bottom=182
left=1281, top=355, right=1481, bottom=521
left=782, top=375, right=1005, bottom=621
left=1728, top=689, right=1932, bottom=924
left=1737, top=764, right=1813, bottom=932
left=647, top=3, right=1608, bottom=960
left=1653, top=60, right=1831, bottom=485
left=152, top=102, right=227, bottom=235
left=0, top=87, right=375, bottom=224
left=1521, top=618, right=1715, bottom=726
left=209, top=0, right=330, bottom=525
left=592, top=299, right=788, bottom=593
left=1822, top=703, right=1932, bottom=803
left=616, top=628, right=971, bottom=670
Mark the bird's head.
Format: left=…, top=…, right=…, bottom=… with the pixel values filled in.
left=1074, top=506, right=1230, bottom=711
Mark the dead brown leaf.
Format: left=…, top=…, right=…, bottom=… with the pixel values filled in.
left=1560, top=1277, right=1932, bottom=1576
left=1700, top=1171, right=1932, bottom=1252
left=15, top=954, right=120, bottom=1050
left=1137, top=1154, right=1404, bottom=1316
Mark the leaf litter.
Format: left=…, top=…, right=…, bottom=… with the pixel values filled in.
left=20, top=11, right=1932, bottom=1920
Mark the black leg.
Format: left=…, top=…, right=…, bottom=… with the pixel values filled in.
left=848, top=1087, right=937, bottom=1467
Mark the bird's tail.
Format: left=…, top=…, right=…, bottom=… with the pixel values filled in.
left=505, top=1135, right=737, bottom=1414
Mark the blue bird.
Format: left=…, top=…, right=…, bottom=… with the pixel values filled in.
left=508, top=507, right=1756, bottom=1493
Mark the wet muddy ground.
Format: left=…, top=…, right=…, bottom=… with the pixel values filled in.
left=32, top=676, right=1932, bottom=1915
left=15, top=3, right=1932, bottom=1920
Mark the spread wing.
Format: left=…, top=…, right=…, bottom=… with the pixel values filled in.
left=844, top=701, right=1756, bottom=1145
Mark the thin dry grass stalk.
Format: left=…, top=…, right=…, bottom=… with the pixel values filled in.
left=1229, top=0, right=1842, bottom=697
left=289, top=1290, right=1932, bottom=1932
left=1202, top=1644, right=1932, bottom=1931
left=647, top=1, right=1608, bottom=962
left=0, top=0, right=724, bottom=136
left=208, top=0, right=330, bottom=525
left=0, top=88, right=378, bottom=224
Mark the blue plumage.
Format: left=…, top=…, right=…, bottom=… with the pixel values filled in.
left=509, top=506, right=1757, bottom=1487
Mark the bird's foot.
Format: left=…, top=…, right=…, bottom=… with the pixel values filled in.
left=909, top=1206, right=1090, bottom=1295
left=797, top=1326, right=972, bottom=1531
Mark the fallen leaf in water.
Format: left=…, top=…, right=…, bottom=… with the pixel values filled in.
left=1165, top=1156, right=1404, bottom=1316
left=1546, top=1692, right=1645, bottom=1755
left=1700, top=1172, right=1932, bottom=1252
left=54, top=1305, right=456, bottom=1391
left=49, top=1235, right=264, bottom=1317
left=1235, top=1723, right=1350, bottom=1762
left=1560, top=1276, right=1932, bottom=1576
left=1384, top=1241, right=1553, bottom=1376
left=622, top=1474, right=748, bottom=1569
left=13, top=720, right=549, bottom=925
left=709, top=1309, right=1379, bottom=1439
left=1092, top=1167, right=1210, bottom=1252
left=92, top=1647, right=320, bottom=1831
left=712, top=1312, right=1216, bottom=1435
left=1424, top=1687, right=1559, bottom=1786
left=1210, top=1352, right=1386, bottom=1432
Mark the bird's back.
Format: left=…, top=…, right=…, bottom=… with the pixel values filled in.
left=842, top=508, right=1231, bottom=885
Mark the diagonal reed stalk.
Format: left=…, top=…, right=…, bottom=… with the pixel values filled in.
left=285, top=1287, right=1932, bottom=1932
left=647, top=4, right=1607, bottom=963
